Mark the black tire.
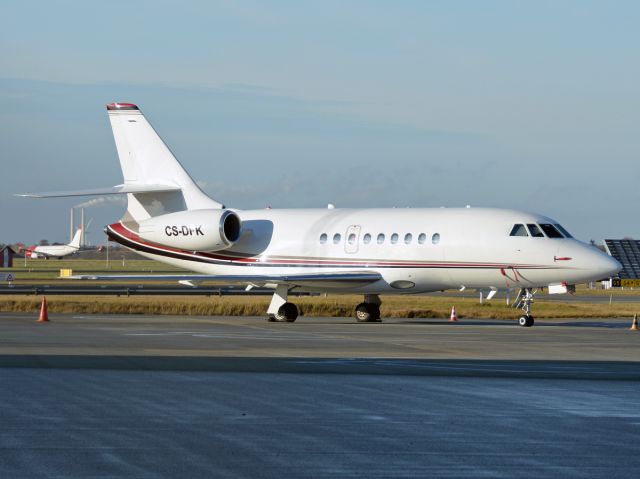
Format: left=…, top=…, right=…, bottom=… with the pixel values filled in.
left=518, top=315, right=534, bottom=327
left=355, top=303, right=372, bottom=322
left=355, top=303, right=381, bottom=322
left=275, top=302, right=298, bottom=322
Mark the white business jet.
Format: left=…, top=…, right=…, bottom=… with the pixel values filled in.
left=24, top=227, right=82, bottom=259
left=20, top=103, right=621, bottom=326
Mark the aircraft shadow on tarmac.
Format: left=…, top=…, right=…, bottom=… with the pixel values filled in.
left=1, top=355, right=638, bottom=380
left=392, top=319, right=508, bottom=326
left=543, top=320, right=631, bottom=329
left=391, top=318, right=633, bottom=328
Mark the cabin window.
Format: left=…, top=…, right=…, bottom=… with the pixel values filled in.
left=418, top=233, right=426, bottom=244
left=432, top=233, right=440, bottom=245
left=404, top=233, right=412, bottom=244
left=363, top=233, right=372, bottom=244
left=527, top=224, right=544, bottom=237
left=333, top=233, right=341, bottom=244
left=377, top=233, right=385, bottom=244
left=319, top=233, right=327, bottom=244
left=555, top=224, right=573, bottom=238
left=539, top=224, right=564, bottom=238
left=509, top=224, right=528, bottom=237
left=391, top=233, right=399, bottom=244
left=348, top=233, right=357, bottom=244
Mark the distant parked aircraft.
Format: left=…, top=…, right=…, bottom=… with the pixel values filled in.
left=24, top=228, right=82, bottom=259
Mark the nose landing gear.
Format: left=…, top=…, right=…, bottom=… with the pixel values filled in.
left=514, top=288, right=536, bottom=327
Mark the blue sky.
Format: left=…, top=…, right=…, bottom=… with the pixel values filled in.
left=1, top=0, right=638, bottom=244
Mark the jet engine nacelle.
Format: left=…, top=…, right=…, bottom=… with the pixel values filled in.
left=138, top=209, right=241, bottom=251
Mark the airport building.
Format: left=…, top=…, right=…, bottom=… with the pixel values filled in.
left=604, top=239, right=640, bottom=287
left=0, top=246, right=16, bottom=268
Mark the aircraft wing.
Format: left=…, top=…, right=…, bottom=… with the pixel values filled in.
left=16, top=184, right=181, bottom=198
left=67, top=271, right=382, bottom=289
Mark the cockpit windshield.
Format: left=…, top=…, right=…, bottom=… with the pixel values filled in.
left=526, top=224, right=544, bottom=237
left=509, top=224, right=528, bottom=237
left=554, top=224, right=573, bottom=238
left=510, top=222, right=573, bottom=239
left=539, top=224, right=564, bottom=238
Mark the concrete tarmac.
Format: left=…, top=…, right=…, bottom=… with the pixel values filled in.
left=0, top=313, right=638, bottom=362
left=1, top=313, right=639, bottom=478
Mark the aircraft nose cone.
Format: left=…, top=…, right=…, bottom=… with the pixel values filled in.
left=595, top=252, right=622, bottom=278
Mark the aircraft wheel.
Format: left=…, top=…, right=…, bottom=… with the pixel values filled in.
left=355, top=303, right=380, bottom=322
left=518, top=315, right=534, bottom=327
left=274, top=302, right=298, bottom=322
left=355, top=303, right=371, bottom=322
left=370, top=304, right=381, bottom=321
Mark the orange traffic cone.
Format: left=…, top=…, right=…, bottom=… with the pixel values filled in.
left=37, top=296, right=49, bottom=323
left=449, top=306, right=458, bottom=322
left=631, top=314, right=638, bottom=331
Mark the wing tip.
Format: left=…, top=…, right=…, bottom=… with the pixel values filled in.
left=14, top=193, right=41, bottom=198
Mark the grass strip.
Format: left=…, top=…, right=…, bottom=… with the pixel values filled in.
left=1, top=294, right=638, bottom=319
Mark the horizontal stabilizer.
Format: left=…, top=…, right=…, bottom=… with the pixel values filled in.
left=16, top=184, right=181, bottom=198
left=67, top=271, right=383, bottom=289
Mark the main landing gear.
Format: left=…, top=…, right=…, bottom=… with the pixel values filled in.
left=514, top=288, right=536, bottom=327
left=265, top=287, right=382, bottom=323
left=267, top=284, right=298, bottom=322
left=355, top=295, right=382, bottom=322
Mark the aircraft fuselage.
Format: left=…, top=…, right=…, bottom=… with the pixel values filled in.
left=108, top=207, right=618, bottom=294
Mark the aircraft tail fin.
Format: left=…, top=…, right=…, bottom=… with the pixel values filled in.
left=69, top=228, right=82, bottom=249
left=106, top=103, right=223, bottom=223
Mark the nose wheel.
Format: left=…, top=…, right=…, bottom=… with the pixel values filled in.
left=518, top=315, right=534, bottom=327
left=513, top=288, right=536, bottom=327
